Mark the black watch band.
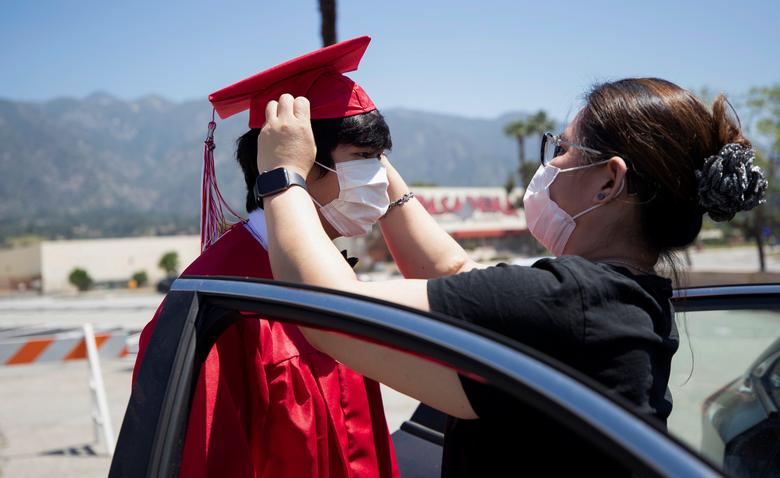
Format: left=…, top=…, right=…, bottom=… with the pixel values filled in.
left=254, top=168, right=307, bottom=208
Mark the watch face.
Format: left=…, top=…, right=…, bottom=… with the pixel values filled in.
left=256, top=168, right=289, bottom=197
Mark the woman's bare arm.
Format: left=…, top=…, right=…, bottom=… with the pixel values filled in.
left=379, top=156, right=482, bottom=279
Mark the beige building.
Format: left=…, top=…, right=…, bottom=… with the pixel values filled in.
left=0, top=244, right=42, bottom=290
left=0, top=235, right=200, bottom=294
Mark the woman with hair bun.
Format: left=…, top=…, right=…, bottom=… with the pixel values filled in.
left=254, top=78, right=768, bottom=476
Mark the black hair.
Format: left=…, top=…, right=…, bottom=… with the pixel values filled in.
left=235, top=109, right=392, bottom=212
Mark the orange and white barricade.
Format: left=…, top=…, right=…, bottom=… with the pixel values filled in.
left=0, top=325, right=131, bottom=456
left=0, top=327, right=129, bottom=366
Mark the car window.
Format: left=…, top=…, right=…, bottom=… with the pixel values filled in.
left=668, top=307, right=780, bottom=478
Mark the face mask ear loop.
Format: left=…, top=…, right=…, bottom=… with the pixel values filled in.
left=571, top=203, right=603, bottom=220
left=559, top=159, right=610, bottom=173
left=571, top=178, right=626, bottom=220
left=615, top=177, right=626, bottom=197
left=311, top=162, right=338, bottom=209
left=315, top=161, right=337, bottom=173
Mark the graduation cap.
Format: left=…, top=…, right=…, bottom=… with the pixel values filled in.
left=199, top=36, right=377, bottom=251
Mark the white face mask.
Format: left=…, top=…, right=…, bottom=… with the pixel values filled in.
left=312, top=159, right=390, bottom=237
left=523, top=161, right=623, bottom=256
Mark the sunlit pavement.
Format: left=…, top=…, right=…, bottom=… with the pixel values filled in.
left=687, top=245, right=780, bottom=272
left=0, top=356, right=417, bottom=478
left=0, top=295, right=418, bottom=478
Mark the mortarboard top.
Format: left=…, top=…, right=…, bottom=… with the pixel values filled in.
left=209, top=36, right=376, bottom=128
left=199, top=36, right=377, bottom=252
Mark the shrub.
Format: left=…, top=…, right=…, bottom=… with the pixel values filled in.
left=131, top=270, right=148, bottom=287
left=68, top=268, right=93, bottom=292
left=158, top=251, right=179, bottom=276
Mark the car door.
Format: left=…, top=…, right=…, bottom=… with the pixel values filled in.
left=109, top=276, right=721, bottom=478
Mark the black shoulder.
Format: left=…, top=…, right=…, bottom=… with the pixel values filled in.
left=427, top=260, right=587, bottom=346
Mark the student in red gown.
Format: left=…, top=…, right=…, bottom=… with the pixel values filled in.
left=133, top=37, right=399, bottom=478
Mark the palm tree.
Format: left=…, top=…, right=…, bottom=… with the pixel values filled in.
left=504, top=119, right=531, bottom=183
left=319, top=0, right=337, bottom=46
left=504, top=110, right=554, bottom=185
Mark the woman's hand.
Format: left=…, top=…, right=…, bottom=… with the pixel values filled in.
left=257, top=94, right=317, bottom=177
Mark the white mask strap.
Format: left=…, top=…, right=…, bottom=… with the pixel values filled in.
left=309, top=162, right=334, bottom=209
left=315, top=161, right=337, bottom=173
left=571, top=203, right=603, bottom=220
left=571, top=178, right=626, bottom=220
left=559, top=159, right=609, bottom=173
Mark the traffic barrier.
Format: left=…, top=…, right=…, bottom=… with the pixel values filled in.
left=0, top=328, right=129, bottom=366
left=0, top=325, right=130, bottom=456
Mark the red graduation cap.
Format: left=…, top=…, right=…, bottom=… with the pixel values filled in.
left=199, top=36, right=376, bottom=251
left=209, top=35, right=376, bottom=127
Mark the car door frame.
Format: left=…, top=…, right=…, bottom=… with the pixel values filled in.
left=673, top=284, right=780, bottom=312
left=109, top=276, right=724, bottom=478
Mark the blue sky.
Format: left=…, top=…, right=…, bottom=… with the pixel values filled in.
left=2, top=0, right=779, bottom=121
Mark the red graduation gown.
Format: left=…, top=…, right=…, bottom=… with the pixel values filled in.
left=133, top=223, right=399, bottom=478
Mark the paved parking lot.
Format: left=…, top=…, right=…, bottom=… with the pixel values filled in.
left=0, top=357, right=418, bottom=478
left=0, top=295, right=418, bottom=478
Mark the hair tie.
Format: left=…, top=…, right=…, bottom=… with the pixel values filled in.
left=694, top=143, right=768, bottom=222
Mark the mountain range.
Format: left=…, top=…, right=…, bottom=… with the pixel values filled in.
left=0, top=93, right=546, bottom=241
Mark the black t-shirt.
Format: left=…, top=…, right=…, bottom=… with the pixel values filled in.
left=427, top=256, right=679, bottom=477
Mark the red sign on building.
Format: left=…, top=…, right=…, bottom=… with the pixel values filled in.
left=412, top=187, right=526, bottom=238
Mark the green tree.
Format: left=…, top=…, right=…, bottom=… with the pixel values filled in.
left=318, top=0, right=337, bottom=46
left=504, top=110, right=555, bottom=185
left=158, top=251, right=180, bottom=277
left=748, top=85, right=780, bottom=155
left=504, top=172, right=524, bottom=209
left=503, top=173, right=515, bottom=195
left=132, top=270, right=149, bottom=287
left=68, top=268, right=93, bottom=292
left=742, top=85, right=780, bottom=272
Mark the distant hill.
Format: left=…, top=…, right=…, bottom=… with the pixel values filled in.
left=0, top=93, right=549, bottom=241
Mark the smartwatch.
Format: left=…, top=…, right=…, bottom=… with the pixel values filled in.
left=254, top=168, right=307, bottom=207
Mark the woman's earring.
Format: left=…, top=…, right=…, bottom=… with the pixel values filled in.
left=597, top=193, right=607, bottom=200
